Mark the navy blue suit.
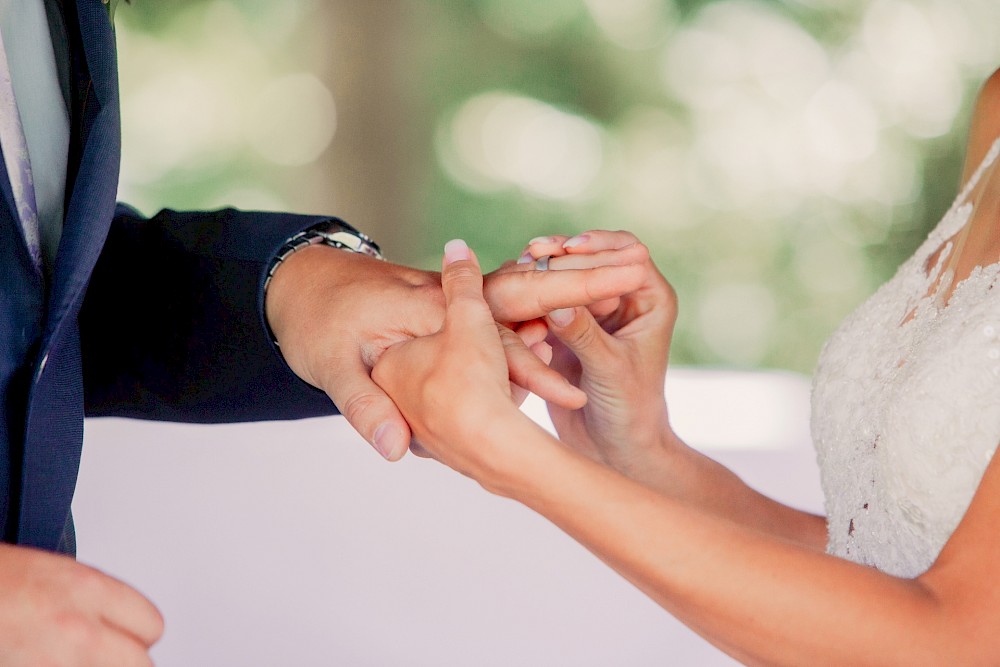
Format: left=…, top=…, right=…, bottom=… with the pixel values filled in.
left=0, top=0, right=338, bottom=553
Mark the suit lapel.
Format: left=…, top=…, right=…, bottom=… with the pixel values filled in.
left=17, top=0, right=121, bottom=550
left=43, top=0, right=120, bottom=339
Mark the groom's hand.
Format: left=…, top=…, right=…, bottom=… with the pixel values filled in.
left=0, top=544, right=163, bottom=665
left=264, top=244, right=647, bottom=462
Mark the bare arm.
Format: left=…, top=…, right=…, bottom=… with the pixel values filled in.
left=372, top=243, right=1000, bottom=665
left=960, top=67, right=1000, bottom=185
left=483, top=416, right=997, bottom=666
left=522, top=231, right=826, bottom=550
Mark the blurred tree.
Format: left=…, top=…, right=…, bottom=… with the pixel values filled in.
left=116, top=0, right=1000, bottom=373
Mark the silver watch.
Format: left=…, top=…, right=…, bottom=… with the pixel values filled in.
left=264, top=219, right=384, bottom=292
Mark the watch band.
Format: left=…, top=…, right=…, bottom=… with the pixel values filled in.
left=263, top=219, right=384, bottom=293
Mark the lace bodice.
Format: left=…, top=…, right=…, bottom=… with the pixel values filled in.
left=812, top=137, right=1000, bottom=578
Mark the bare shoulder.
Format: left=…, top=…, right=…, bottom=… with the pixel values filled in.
left=960, top=66, right=1000, bottom=183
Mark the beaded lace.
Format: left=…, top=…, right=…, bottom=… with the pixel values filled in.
left=812, top=137, right=1000, bottom=577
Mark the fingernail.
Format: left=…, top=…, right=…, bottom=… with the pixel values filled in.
left=533, top=340, right=553, bottom=365
left=563, top=234, right=589, bottom=249
left=548, top=308, right=575, bottom=327
left=516, top=251, right=533, bottom=264
left=373, top=422, right=403, bottom=460
left=528, top=236, right=553, bottom=246
left=444, top=239, right=471, bottom=265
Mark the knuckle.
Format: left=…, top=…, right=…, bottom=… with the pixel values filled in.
left=445, top=264, right=480, bottom=283
left=566, top=317, right=599, bottom=350
left=631, top=240, right=650, bottom=262
left=618, top=229, right=640, bottom=243
left=664, top=280, right=678, bottom=309
left=65, top=565, right=104, bottom=601
left=416, top=281, right=446, bottom=308
left=340, top=392, right=384, bottom=428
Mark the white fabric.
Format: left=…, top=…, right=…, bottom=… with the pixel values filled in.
left=812, top=136, right=1000, bottom=578
left=0, top=0, right=69, bottom=269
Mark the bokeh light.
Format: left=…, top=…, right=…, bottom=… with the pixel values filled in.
left=438, top=92, right=604, bottom=201
left=117, top=0, right=1000, bottom=372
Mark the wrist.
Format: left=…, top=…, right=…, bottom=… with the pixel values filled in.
left=263, top=219, right=384, bottom=346
left=600, top=413, right=692, bottom=490
left=463, top=410, right=564, bottom=498
left=263, top=244, right=338, bottom=386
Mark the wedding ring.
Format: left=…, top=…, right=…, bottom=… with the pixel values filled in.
left=535, top=255, right=551, bottom=271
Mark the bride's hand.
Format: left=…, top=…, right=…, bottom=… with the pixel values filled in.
left=522, top=230, right=680, bottom=477
left=371, top=240, right=544, bottom=477
left=483, top=239, right=649, bottom=412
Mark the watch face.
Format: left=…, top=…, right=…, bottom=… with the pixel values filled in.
left=319, top=222, right=383, bottom=259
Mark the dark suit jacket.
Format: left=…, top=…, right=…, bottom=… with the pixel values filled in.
left=0, top=0, right=338, bottom=554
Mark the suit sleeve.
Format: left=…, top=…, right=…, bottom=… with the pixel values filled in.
left=80, top=204, right=341, bottom=423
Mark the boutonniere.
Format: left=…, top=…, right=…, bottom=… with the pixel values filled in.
left=102, top=0, right=130, bottom=24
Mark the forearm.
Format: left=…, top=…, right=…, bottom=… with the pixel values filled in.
left=486, top=420, right=964, bottom=667
left=81, top=205, right=337, bottom=422
left=629, top=430, right=828, bottom=550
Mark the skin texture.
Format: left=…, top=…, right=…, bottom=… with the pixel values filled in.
left=0, top=124, right=651, bottom=665
left=0, top=544, right=162, bottom=667
left=264, top=241, right=650, bottom=460
left=0, top=136, right=651, bottom=667
left=523, top=232, right=827, bottom=547
left=371, top=69, right=1000, bottom=662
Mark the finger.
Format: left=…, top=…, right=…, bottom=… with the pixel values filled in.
left=486, top=261, right=648, bottom=322
left=518, top=235, right=572, bottom=263
left=90, top=626, right=155, bottom=667
left=505, top=243, right=650, bottom=275
left=561, top=230, right=641, bottom=254
left=587, top=298, right=622, bottom=319
left=409, top=439, right=435, bottom=459
left=510, top=382, right=530, bottom=408
left=510, top=328, right=551, bottom=407
left=546, top=306, right=616, bottom=372
left=325, top=355, right=412, bottom=461
left=441, top=240, right=494, bottom=328
left=74, top=566, right=163, bottom=648
left=515, top=319, right=549, bottom=349
left=530, top=340, right=554, bottom=366
left=500, top=324, right=586, bottom=409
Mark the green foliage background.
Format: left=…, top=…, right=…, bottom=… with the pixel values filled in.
left=115, top=0, right=1000, bottom=374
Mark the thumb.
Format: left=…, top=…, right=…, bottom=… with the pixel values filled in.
left=324, top=355, right=412, bottom=461
left=546, top=306, right=614, bottom=371
left=441, top=239, right=489, bottom=318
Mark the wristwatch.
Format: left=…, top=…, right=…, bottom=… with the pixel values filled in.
left=264, top=218, right=384, bottom=292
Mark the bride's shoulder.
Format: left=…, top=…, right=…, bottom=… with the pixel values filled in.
left=960, top=67, right=1000, bottom=183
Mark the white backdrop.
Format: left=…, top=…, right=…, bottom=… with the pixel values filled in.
left=73, top=369, right=823, bottom=666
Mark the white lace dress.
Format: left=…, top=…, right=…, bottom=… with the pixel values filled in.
left=812, top=137, right=1000, bottom=578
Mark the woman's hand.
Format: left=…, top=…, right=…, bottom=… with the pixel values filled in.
left=521, top=231, right=680, bottom=478
left=522, top=231, right=827, bottom=547
left=267, top=235, right=644, bottom=461
left=371, top=240, right=543, bottom=481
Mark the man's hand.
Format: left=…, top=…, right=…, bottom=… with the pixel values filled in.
left=0, top=544, right=163, bottom=666
left=265, top=242, right=648, bottom=461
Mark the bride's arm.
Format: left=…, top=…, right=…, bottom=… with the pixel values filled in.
left=520, top=231, right=826, bottom=550
left=373, top=242, right=1000, bottom=666
left=960, top=66, right=1000, bottom=184
left=485, top=412, right=998, bottom=666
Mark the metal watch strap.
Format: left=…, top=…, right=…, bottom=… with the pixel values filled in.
left=263, top=220, right=384, bottom=293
